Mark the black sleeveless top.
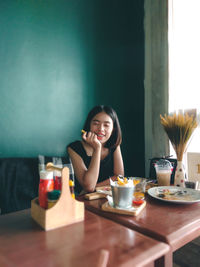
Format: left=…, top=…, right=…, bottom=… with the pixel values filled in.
left=67, top=141, right=115, bottom=194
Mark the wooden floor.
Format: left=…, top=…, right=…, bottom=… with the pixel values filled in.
left=173, top=237, right=200, bottom=267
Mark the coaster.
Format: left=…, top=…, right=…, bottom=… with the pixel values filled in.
left=101, top=200, right=146, bottom=216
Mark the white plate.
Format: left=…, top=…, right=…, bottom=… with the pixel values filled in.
left=148, top=186, right=200, bottom=204
left=96, top=186, right=112, bottom=196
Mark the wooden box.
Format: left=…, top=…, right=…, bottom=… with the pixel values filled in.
left=31, top=167, right=84, bottom=231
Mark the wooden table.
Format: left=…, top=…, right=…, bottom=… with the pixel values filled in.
left=0, top=209, right=170, bottom=267
left=80, top=194, right=200, bottom=259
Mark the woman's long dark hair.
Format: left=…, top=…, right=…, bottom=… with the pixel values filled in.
left=83, top=105, right=122, bottom=149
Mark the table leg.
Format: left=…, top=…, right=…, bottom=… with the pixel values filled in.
left=155, top=250, right=173, bottom=267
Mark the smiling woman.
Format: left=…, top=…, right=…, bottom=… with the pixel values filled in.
left=67, top=105, right=124, bottom=195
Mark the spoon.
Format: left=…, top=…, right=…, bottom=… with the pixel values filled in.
left=46, top=162, right=63, bottom=172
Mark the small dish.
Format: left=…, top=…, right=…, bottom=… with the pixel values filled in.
left=96, top=186, right=112, bottom=196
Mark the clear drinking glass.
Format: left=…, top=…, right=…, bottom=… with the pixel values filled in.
left=130, top=177, right=147, bottom=201
left=155, top=159, right=172, bottom=186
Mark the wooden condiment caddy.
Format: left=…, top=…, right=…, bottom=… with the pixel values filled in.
left=31, top=166, right=84, bottom=231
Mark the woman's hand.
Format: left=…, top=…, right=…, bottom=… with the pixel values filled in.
left=82, top=131, right=101, bottom=150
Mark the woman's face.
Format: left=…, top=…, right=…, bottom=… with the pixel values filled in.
left=90, top=112, right=114, bottom=144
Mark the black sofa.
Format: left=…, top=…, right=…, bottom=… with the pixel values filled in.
left=0, top=158, right=39, bottom=215
left=0, top=156, right=74, bottom=215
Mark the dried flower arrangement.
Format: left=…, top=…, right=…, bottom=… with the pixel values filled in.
left=160, top=112, right=198, bottom=161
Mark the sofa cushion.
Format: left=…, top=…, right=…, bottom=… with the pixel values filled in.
left=0, top=158, right=39, bottom=215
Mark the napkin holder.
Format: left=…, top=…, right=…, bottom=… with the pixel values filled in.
left=31, top=167, right=84, bottom=231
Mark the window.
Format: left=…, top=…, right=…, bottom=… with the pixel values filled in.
left=168, top=0, right=200, bottom=159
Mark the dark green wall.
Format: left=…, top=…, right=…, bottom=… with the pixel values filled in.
left=0, top=0, right=144, bottom=176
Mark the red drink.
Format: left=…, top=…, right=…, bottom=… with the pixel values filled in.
left=39, top=171, right=54, bottom=209
left=54, top=176, right=62, bottom=190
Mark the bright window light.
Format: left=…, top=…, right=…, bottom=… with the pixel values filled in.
left=168, top=0, right=200, bottom=156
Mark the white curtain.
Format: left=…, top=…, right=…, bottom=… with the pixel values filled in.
left=169, top=0, right=200, bottom=111
left=169, top=0, right=200, bottom=154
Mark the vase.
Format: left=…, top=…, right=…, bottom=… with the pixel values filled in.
left=174, top=161, right=186, bottom=187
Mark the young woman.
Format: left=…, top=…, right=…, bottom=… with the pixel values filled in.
left=67, top=105, right=124, bottom=194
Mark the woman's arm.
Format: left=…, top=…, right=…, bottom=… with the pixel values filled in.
left=68, top=146, right=101, bottom=193
left=113, top=145, right=124, bottom=176
left=96, top=146, right=124, bottom=187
